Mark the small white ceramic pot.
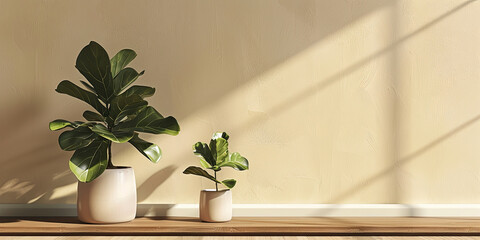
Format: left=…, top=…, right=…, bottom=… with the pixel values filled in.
left=199, top=189, right=232, bottom=222
left=77, top=167, right=137, bottom=223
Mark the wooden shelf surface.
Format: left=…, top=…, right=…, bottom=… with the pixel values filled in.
left=2, top=217, right=480, bottom=236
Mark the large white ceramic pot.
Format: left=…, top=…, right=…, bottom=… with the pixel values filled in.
left=77, top=167, right=137, bottom=223
left=199, top=189, right=232, bottom=222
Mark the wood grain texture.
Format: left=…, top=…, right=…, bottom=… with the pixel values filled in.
left=2, top=217, right=480, bottom=236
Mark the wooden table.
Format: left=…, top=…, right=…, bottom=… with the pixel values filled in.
left=1, top=217, right=480, bottom=237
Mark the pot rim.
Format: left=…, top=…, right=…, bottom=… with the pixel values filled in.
left=201, top=189, right=230, bottom=192
left=104, top=166, right=133, bottom=171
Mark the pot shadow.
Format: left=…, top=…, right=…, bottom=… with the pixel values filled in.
left=0, top=217, right=81, bottom=225
left=0, top=218, right=19, bottom=223
left=143, top=216, right=202, bottom=223
left=18, top=217, right=82, bottom=224
left=136, top=165, right=177, bottom=203
left=167, top=217, right=202, bottom=223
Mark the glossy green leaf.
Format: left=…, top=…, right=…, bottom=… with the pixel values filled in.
left=75, top=41, right=114, bottom=103
left=77, top=121, right=97, bottom=128
left=129, top=133, right=162, bottom=163
left=115, top=106, right=180, bottom=135
left=80, top=80, right=96, bottom=94
left=121, top=85, right=155, bottom=99
left=109, top=94, right=147, bottom=124
left=90, top=124, right=134, bottom=143
left=193, top=142, right=216, bottom=168
left=113, top=68, right=145, bottom=94
left=217, top=152, right=249, bottom=170
left=199, top=157, right=213, bottom=169
left=49, top=119, right=78, bottom=131
left=186, top=132, right=248, bottom=189
left=210, top=137, right=229, bottom=164
left=212, top=132, right=229, bottom=141
left=122, top=114, right=138, bottom=123
left=221, top=179, right=237, bottom=189
left=183, top=166, right=220, bottom=183
left=58, top=126, right=96, bottom=151
left=83, top=110, right=105, bottom=122
left=51, top=42, right=181, bottom=183
left=55, top=80, right=107, bottom=115
left=69, top=138, right=109, bottom=182
left=111, top=49, right=137, bottom=77
left=183, top=167, right=237, bottom=189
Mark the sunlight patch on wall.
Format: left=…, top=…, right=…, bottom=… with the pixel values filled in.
left=49, top=183, right=77, bottom=201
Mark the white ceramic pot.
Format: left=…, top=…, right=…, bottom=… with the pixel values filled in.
left=199, top=189, right=232, bottom=222
left=77, top=167, right=137, bottom=223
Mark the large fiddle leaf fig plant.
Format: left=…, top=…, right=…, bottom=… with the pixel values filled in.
left=49, top=41, right=180, bottom=183
left=183, top=132, right=249, bottom=191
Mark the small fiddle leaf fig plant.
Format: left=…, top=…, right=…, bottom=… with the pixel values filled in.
left=49, top=41, right=180, bottom=183
left=183, top=132, right=249, bottom=191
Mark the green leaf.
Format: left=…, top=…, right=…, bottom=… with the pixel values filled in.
left=115, top=106, right=180, bottom=135
left=193, top=142, right=216, bottom=168
left=210, top=137, right=229, bottom=165
left=199, top=157, right=213, bottom=169
left=110, top=49, right=137, bottom=77
left=55, top=80, right=107, bottom=115
left=109, top=94, right=147, bottom=124
left=129, top=133, right=162, bottom=163
left=90, top=124, right=134, bottom=143
left=75, top=41, right=115, bottom=103
left=212, top=132, right=229, bottom=141
left=49, top=119, right=79, bottom=131
left=80, top=80, right=97, bottom=94
left=113, top=68, right=145, bottom=94
left=221, top=179, right=237, bottom=189
left=121, top=85, right=155, bottom=99
left=58, top=126, right=96, bottom=151
left=69, top=138, right=109, bottom=182
left=217, top=152, right=249, bottom=170
left=183, top=167, right=236, bottom=189
left=83, top=110, right=105, bottom=122
left=183, top=166, right=220, bottom=183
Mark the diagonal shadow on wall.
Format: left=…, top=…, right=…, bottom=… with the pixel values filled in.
left=0, top=0, right=390, bottom=203
left=327, top=113, right=480, bottom=204
left=129, top=0, right=477, bottom=205
left=1, top=0, right=476, bottom=205
left=148, top=0, right=394, bottom=118
left=228, top=0, right=476, bottom=140
left=119, top=0, right=477, bottom=204
left=218, top=0, right=477, bottom=204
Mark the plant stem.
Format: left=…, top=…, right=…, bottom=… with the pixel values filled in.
left=107, top=141, right=114, bottom=168
left=106, top=103, right=114, bottom=169
left=214, top=171, right=218, bottom=191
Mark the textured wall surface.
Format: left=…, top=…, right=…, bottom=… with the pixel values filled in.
left=0, top=0, right=479, bottom=204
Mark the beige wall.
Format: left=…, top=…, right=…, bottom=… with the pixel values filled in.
left=0, top=0, right=479, bottom=204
